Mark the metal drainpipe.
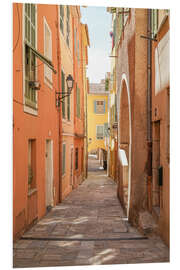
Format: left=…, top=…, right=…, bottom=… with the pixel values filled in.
left=147, top=9, right=152, bottom=211
left=56, top=5, right=62, bottom=203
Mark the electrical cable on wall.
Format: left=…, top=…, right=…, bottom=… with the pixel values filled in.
left=13, top=3, right=20, bottom=53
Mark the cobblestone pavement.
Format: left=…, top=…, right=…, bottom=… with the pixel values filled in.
left=13, top=158, right=169, bottom=267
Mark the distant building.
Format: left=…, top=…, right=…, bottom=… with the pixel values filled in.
left=87, top=78, right=109, bottom=168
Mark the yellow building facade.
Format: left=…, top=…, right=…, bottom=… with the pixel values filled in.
left=81, top=23, right=90, bottom=178
left=87, top=86, right=109, bottom=154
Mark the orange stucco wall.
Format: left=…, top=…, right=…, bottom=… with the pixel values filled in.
left=13, top=3, right=60, bottom=239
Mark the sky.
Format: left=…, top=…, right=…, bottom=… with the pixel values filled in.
left=80, top=6, right=112, bottom=83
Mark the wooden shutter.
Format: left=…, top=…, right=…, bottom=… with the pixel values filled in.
left=61, top=71, right=65, bottom=118
left=104, top=123, right=108, bottom=137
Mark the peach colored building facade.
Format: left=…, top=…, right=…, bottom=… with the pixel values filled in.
left=108, top=7, right=170, bottom=246
left=71, top=7, right=85, bottom=187
left=151, top=10, right=170, bottom=246
left=13, top=3, right=89, bottom=240
left=13, top=3, right=61, bottom=239
left=59, top=5, right=74, bottom=200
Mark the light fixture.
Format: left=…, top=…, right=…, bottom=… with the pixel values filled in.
left=56, top=74, right=74, bottom=107
left=66, top=74, right=74, bottom=93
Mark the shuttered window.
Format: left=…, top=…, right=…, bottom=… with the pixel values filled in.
left=75, top=148, right=78, bottom=170
left=62, top=143, right=66, bottom=175
left=94, top=100, right=105, bottom=114
left=24, top=3, right=37, bottom=109
left=96, top=125, right=104, bottom=140
left=61, top=70, right=66, bottom=119
left=44, top=18, right=52, bottom=88
left=104, top=123, right=108, bottom=137
left=151, top=9, right=158, bottom=38
left=67, top=95, right=70, bottom=120
left=60, top=5, right=64, bottom=34
left=66, top=6, right=70, bottom=46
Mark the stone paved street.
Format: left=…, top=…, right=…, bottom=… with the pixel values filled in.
left=13, top=158, right=169, bottom=267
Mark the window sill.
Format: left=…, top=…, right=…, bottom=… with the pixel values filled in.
left=24, top=105, right=38, bottom=116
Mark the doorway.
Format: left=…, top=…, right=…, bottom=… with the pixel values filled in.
left=45, top=139, right=53, bottom=210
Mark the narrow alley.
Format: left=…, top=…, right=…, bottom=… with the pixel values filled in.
left=13, top=157, right=169, bottom=267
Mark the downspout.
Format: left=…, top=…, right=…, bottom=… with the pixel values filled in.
left=56, top=5, right=62, bottom=203
left=147, top=9, right=152, bottom=211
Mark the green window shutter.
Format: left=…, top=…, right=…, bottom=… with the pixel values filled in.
left=24, top=4, right=36, bottom=109
left=62, top=144, right=66, bottom=175
left=61, top=70, right=65, bottom=118
left=104, top=123, right=108, bottom=137
left=104, top=101, right=106, bottom=113
left=66, top=6, right=70, bottom=46
left=67, top=95, right=70, bottom=120
left=60, top=5, right=64, bottom=33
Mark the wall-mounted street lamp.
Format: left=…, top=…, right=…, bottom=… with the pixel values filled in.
left=56, top=74, right=74, bottom=107
left=88, top=138, right=92, bottom=144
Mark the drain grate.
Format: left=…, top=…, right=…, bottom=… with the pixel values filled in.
left=21, top=236, right=148, bottom=242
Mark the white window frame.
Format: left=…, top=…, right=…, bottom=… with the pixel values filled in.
left=23, top=3, right=38, bottom=116
left=44, top=17, right=53, bottom=89
left=96, top=125, right=104, bottom=140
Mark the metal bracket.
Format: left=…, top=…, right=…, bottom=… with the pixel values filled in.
left=140, top=35, right=157, bottom=42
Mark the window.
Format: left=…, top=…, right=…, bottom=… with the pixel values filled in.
left=104, top=123, right=108, bottom=137
left=24, top=4, right=37, bottom=109
left=60, top=5, right=64, bottom=34
left=76, top=85, right=80, bottom=118
left=62, top=143, right=66, bottom=175
left=151, top=9, right=158, bottom=38
left=66, top=6, right=70, bottom=46
left=67, top=94, right=70, bottom=120
left=123, top=8, right=129, bottom=26
left=94, top=100, right=105, bottom=114
left=75, top=148, right=78, bottom=170
left=28, top=139, right=36, bottom=190
left=61, top=70, right=66, bottom=119
left=96, top=125, right=104, bottom=140
left=44, top=18, right=52, bottom=88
